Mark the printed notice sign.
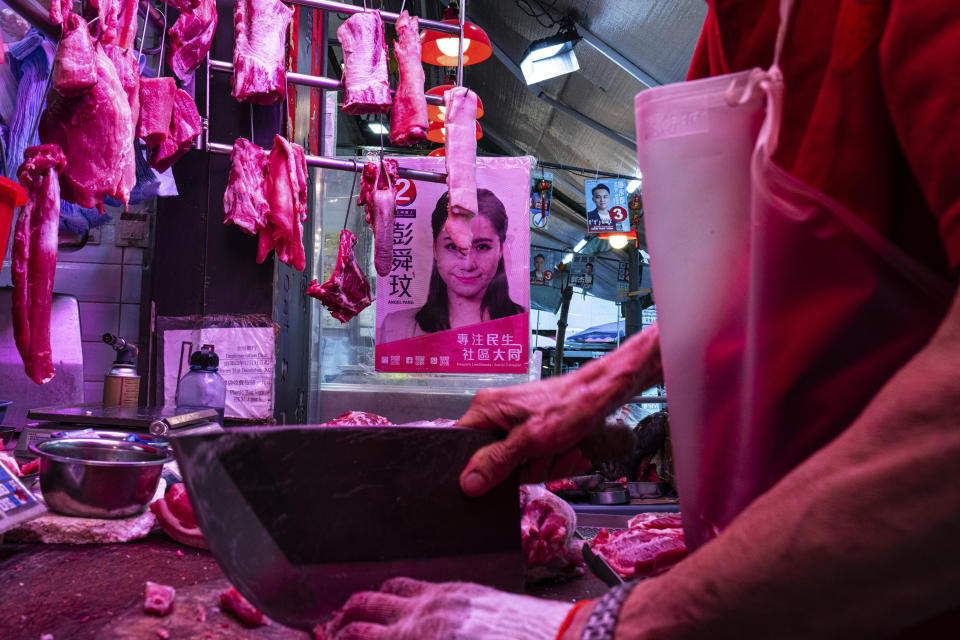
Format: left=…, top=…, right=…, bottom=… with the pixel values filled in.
left=162, top=327, right=275, bottom=420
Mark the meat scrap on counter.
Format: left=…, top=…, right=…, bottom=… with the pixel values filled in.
left=168, top=0, right=218, bottom=82
left=306, top=229, right=373, bottom=323
left=231, top=0, right=293, bottom=105
left=150, top=482, right=209, bottom=549
left=357, top=158, right=398, bottom=277
left=389, top=10, right=428, bottom=146
left=442, top=86, right=480, bottom=252
left=13, top=145, right=67, bottom=385
left=520, top=484, right=585, bottom=584
left=337, top=10, right=391, bottom=114
left=588, top=512, right=688, bottom=580
left=219, top=586, right=265, bottom=627
left=144, top=581, right=176, bottom=616
left=319, top=410, right=392, bottom=426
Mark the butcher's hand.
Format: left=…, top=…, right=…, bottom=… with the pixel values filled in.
left=458, top=324, right=663, bottom=496
left=317, top=578, right=573, bottom=640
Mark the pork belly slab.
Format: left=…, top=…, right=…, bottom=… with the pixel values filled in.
left=442, top=86, right=479, bottom=252
left=337, top=10, right=391, bottom=115
left=388, top=10, right=427, bottom=146
left=257, top=135, right=308, bottom=271
left=232, top=0, right=293, bottom=105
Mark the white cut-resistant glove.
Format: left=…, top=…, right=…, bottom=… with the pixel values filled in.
left=317, top=577, right=574, bottom=640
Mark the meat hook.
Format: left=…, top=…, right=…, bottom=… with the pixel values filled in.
left=343, top=159, right=360, bottom=230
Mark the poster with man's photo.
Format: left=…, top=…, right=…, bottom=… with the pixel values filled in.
left=570, top=254, right=594, bottom=290
left=530, top=171, right=553, bottom=231
left=375, top=156, right=531, bottom=374
left=585, top=178, right=630, bottom=234
left=530, top=249, right=561, bottom=287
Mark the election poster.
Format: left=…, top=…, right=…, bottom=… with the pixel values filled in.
left=530, top=171, right=553, bottom=231
left=584, top=178, right=630, bottom=234
left=530, top=249, right=561, bottom=287
left=375, top=156, right=531, bottom=374
left=569, top=254, right=594, bottom=291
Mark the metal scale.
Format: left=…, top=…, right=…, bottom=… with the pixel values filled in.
left=15, top=404, right=221, bottom=459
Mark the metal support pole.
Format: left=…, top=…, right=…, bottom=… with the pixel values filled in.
left=456, top=0, right=466, bottom=87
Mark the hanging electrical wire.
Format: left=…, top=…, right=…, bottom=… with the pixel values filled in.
left=515, top=0, right=561, bottom=28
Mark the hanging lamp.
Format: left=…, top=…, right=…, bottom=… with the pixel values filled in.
left=428, top=147, right=446, bottom=157
left=427, top=120, right=483, bottom=143
left=420, top=3, right=492, bottom=67
left=426, top=84, right=485, bottom=123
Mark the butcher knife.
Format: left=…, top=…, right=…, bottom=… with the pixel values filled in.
left=172, top=425, right=522, bottom=631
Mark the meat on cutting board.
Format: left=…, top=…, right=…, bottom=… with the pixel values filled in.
left=40, top=42, right=133, bottom=211
left=520, top=484, right=585, bottom=583
left=389, top=10, right=427, bottom=146
left=306, top=229, right=373, bottom=323
left=589, top=512, right=688, bottom=579
left=138, top=78, right=178, bottom=145
left=144, top=581, right=176, bottom=615
left=442, top=86, right=479, bottom=252
left=223, top=138, right=270, bottom=235
left=257, top=135, right=308, bottom=271
left=219, top=586, right=265, bottom=627
left=319, top=411, right=392, bottom=426
left=337, top=10, right=391, bottom=115
left=149, top=483, right=209, bottom=549
left=13, top=145, right=66, bottom=385
left=51, top=12, right=96, bottom=97
left=231, top=0, right=293, bottom=105
left=356, top=158, right=398, bottom=277
left=147, top=88, right=202, bottom=173
left=168, top=0, right=217, bottom=82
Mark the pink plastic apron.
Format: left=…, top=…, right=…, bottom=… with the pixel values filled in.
left=634, top=0, right=953, bottom=550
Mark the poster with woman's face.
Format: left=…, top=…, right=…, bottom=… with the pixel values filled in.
left=375, top=156, right=531, bottom=374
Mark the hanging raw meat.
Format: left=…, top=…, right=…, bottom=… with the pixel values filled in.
left=337, top=10, right=391, bottom=115
left=147, top=88, right=202, bottom=173
left=40, top=42, right=133, bottom=211
left=231, top=0, right=293, bottom=105
left=257, top=135, right=308, bottom=271
left=168, top=0, right=217, bottom=82
left=389, top=10, right=427, bottom=146
left=49, top=0, right=73, bottom=24
left=104, top=43, right=140, bottom=203
left=51, top=12, right=97, bottom=97
left=357, top=158, right=398, bottom=277
left=93, top=0, right=122, bottom=46
left=306, top=229, right=373, bottom=323
left=442, top=86, right=479, bottom=252
left=161, top=0, right=200, bottom=12
left=223, top=138, right=270, bottom=235
left=137, top=77, right=177, bottom=144
left=12, top=145, right=67, bottom=385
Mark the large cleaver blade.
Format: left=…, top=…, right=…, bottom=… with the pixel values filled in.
left=172, top=426, right=522, bottom=630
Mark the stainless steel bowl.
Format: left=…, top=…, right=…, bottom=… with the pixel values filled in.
left=29, top=438, right=173, bottom=518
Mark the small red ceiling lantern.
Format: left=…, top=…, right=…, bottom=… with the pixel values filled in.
left=426, top=84, right=484, bottom=123
left=420, top=5, right=492, bottom=67
left=427, top=120, right=483, bottom=143
left=428, top=147, right=446, bottom=157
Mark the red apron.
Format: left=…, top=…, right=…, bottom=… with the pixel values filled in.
left=634, top=0, right=953, bottom=550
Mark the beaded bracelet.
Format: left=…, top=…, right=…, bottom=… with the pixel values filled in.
left=580, top=580, right=640, bottom=640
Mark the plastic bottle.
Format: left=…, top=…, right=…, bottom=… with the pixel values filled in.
left=175, top=344, right=227, bottom=425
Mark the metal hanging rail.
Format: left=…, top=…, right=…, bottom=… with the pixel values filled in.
left=205, top=141, right=447, bottom=183
left=202, top=0, right=470, bottom=184
left=206, top=59, right=443, bottom=105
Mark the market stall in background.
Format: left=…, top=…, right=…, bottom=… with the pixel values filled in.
left=0, top=0, right=707, bottom=636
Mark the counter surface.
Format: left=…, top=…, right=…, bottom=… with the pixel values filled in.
left=0, top=534, right=610, bottom=639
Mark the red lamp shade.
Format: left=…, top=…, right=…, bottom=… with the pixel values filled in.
left=420, top=7, right=492, bottom=67
left=427, top=120, right=483, bottom=143
left=428, top=148, right=446, bottom=157
left=427, top=84, right=484, bottom=123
